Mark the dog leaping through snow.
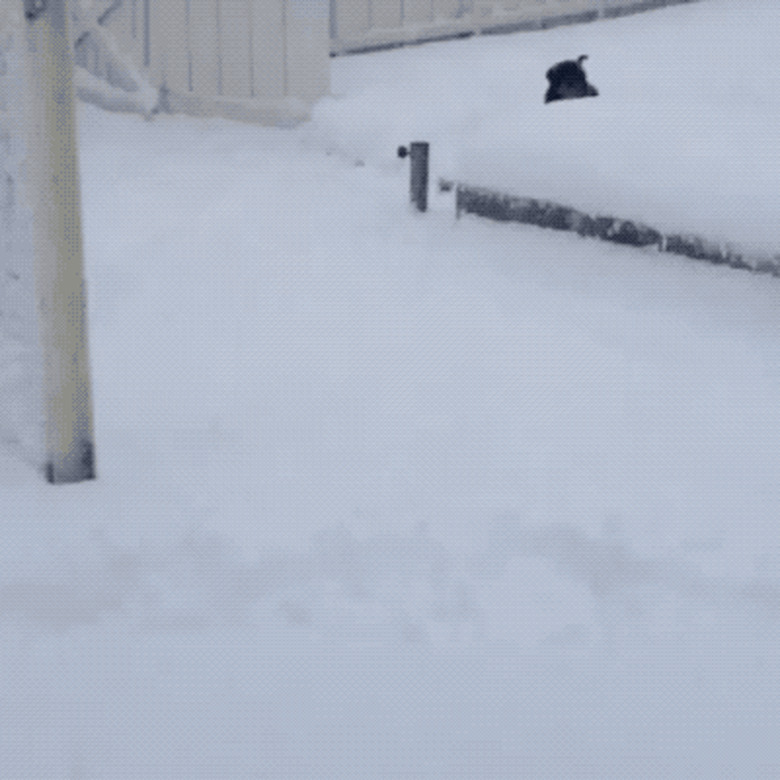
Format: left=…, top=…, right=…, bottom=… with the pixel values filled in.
left=544, top=55, right=599, bottom=104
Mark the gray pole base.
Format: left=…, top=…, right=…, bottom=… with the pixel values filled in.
left=45, top=439, right=96, bottom=484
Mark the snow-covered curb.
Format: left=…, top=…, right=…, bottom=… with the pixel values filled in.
left=445, top=181, right=780, bottom=277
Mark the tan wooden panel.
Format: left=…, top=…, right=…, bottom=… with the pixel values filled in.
left=218, top=0, right=253, bottom=99
left=569, top=0, right=602, bottom=13
left=128, top=0, right=142, bottom=42
left=371, top=1, right=402, bottom=29
left=536, top=0, right=598, bottom=18
left=250, top=0, right=285, bottom=98
left=286, top=0, right=330, bottom=101
left=490, top=0, right=548, bottom=21
left=433, top=0, right=466, bottom=21
left=153, top=0, right=190, bottom=93
left=188, top=0, right=220, bottom=96
left=333, top=0, right=371, bottom=40
left=146, top=1, right=164, bottom=85
left=102, top=0, right=143, bottom=65
left=401, top=0, right=436, bottom=24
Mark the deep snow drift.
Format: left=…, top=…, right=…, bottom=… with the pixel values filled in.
left=2, top=1, right=780, bottom=777
left=311, top=0, right=780, bottom=253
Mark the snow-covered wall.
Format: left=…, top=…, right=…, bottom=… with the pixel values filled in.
left=0, top=4, right=45, bottom=468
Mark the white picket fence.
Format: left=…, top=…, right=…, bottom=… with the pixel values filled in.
left=330, top=0, right=700, bottom=53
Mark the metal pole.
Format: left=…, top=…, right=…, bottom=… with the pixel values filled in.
left=409, top=141, right=429, bottom=212
left=25, top=0, right=96, bottom=482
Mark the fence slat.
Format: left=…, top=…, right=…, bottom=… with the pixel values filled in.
left=286, top=1, right=330, bottom=102
left=157, top=0, right=190, bottom=94
left=402, top=0, right=436, bottom=24
left=251, top=0, right=286, bottom=98
left=433, top=0, right=467, bottom=21
left=188, top=0, right=220, bottom=97
left=332, top=0, right=371, bottom=41
left=219, top=0, right=253, bottom=99
left=103, top=0, right=144, bottom=69
left=372, top=1, right=403, bottom=28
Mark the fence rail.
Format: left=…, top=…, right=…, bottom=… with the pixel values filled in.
left=330, top=0, right=700, bottom=54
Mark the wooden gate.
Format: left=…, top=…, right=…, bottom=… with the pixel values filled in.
left=75, top=0, right=330, bottom=125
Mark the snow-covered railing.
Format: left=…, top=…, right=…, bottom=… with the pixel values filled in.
left=444, top=180, right=780, bottom=278
left=330, top=0, right=701, bottom=54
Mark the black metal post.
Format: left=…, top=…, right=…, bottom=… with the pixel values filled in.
left=409, top=141, right=429, bottom=212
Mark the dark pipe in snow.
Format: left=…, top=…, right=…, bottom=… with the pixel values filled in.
left=399, top=142, right=429, bottom=212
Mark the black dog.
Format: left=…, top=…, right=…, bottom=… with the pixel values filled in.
left=544, top=55, right=598, bottom=103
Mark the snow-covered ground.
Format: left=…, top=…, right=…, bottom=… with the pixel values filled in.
left=312, top=0, right=780, bottom=253
left=2, top=1, right=780, bottom=777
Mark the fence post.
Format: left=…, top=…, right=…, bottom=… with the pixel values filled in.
left=24, top=0, right=96, bottom=482
left=399, top=141, right=430, bottom=212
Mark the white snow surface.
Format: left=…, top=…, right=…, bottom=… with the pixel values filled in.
left=2, top=1, right=780, bottom=777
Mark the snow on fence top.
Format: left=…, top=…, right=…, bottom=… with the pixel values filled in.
left=330, top=0, right=702, bottom=54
